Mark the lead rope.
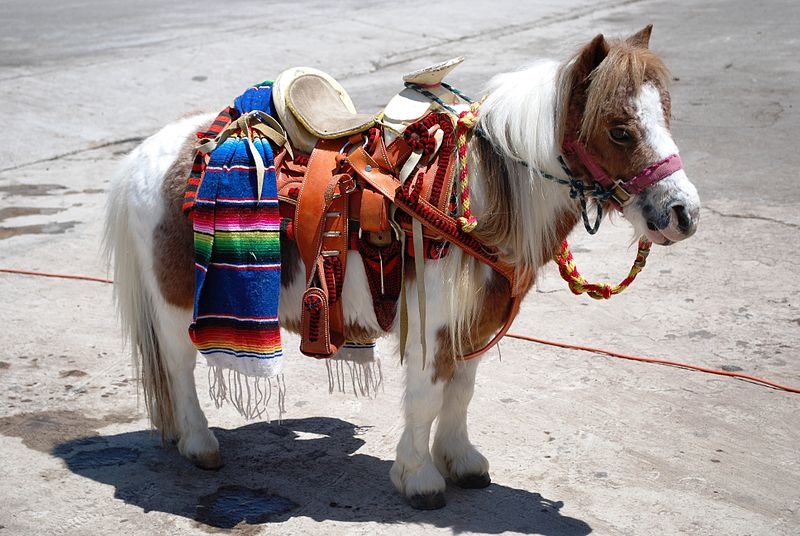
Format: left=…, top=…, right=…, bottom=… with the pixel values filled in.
left=555, top=238, right=652, bottom=299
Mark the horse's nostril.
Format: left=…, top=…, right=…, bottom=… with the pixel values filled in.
left=671, top=204, right=694, bottom=234
left=646, top=220, right=658, bottom=232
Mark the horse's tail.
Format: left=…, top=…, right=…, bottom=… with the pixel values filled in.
left=103, top=151, right=177, bottom=440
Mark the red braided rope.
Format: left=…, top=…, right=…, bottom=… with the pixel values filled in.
left=554, top=239, right=652, bottom=299
left=455, top=101, right=482, bottom=232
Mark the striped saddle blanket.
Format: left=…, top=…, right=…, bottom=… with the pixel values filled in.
left=188, top=83, right=284, bottom=380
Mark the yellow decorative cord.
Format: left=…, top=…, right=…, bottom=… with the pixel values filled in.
left=455, top=100, right=483, bottom=233
left=555, top=239, right=652, bottom=299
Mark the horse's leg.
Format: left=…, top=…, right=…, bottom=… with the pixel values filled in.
left=390, top=271, right=449, bottom=510
left=432, top=357, right=490, bottom=488
left=152, top=300, right=221, bottom=469
left=390, top=353, right=446, bottom=509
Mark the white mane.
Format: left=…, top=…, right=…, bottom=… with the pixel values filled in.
left=443, top=60, right=578, bottom=351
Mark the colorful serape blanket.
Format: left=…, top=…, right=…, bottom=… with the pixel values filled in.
left=188, top=84, right=284, bottom=383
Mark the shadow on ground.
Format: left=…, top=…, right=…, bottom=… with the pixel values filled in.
left=52, top=417, right=592, bottom=534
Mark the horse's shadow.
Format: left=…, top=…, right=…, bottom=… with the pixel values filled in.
left=53, top=417, right=592, bottom=534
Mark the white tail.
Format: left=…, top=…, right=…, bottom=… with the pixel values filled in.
left=103, top=150, right=177, bottom=439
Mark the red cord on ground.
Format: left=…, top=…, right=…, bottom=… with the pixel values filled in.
left=505, top=332, right=800, bottom=394
left=0, top=268, right=113, bottom=284
left=1, top=266, right=797, bottom=394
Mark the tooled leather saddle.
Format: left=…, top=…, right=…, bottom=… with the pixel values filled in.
left=187, top=58, right=524, bottom=360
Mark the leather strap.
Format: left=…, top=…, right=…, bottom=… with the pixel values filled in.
left=295, top=138, right=350, bottom=357
left=360, top=189, right=390, bottom=232
left=197, top=111, right=293, bottom=200
left=345, top=146, right=402, bottom=201
left=460, top=293, right=523, bottom=360
left=392, top=190, right=524, bottom=295
left=563, top=140, right=683, bottom=209
left=411, top=218, right=427, bottom=366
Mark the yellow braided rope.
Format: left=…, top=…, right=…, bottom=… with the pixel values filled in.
left=455, top=100, right=483, bottom=233
left=555, top=239, right=652, bottom=300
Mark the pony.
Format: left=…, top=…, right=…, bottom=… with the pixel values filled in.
left=104, top=26, right=700, bottom=510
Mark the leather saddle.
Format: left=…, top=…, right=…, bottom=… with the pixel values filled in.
left=265, top=58, right=512, bottom=359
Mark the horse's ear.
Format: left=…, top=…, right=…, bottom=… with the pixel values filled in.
left=576, top=34, right=610, bottom=78
left=627, top=24, right=653, bottom=48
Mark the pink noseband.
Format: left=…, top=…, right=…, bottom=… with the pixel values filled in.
left=563, top=140, right=683, bottom=210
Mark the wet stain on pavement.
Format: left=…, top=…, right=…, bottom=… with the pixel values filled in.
left=0, top=410, right=135, bottom=453
left=0, top=220, right=79, bottom=239
left=59, top=369, right=88, bottom=378
left=0, top=183, right=67, bottom=196
left=0, top=206, right=64, bottom=222
left=687, top=329, right=715, bottom=339
left=195, top=485, right=297, bottom=528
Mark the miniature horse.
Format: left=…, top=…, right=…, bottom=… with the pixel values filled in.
left=105, top=26, right=700, bottom=509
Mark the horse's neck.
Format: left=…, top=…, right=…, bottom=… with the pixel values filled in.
left=470, top=60, right=579, bottom=272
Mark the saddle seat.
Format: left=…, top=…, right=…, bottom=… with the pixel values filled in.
left=273, top=67, right=376, bottom=154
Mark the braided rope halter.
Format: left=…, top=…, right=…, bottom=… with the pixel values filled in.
left=406, top=83, right=651, bottom=299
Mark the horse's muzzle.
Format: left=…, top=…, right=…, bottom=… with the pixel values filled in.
left=644, top=202, right=700, bottom=245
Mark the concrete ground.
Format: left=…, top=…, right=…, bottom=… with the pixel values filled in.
left=0, top=0, right=798, bottom=534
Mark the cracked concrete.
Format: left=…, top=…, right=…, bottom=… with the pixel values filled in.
left=1, top=0, right=799, bottom=535
left=704, top=206, right=800, bottom=230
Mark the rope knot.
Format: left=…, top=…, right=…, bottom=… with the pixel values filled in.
left=457, top=108, right=480, bottom=130
left=568, top=180, right=585, bottom=200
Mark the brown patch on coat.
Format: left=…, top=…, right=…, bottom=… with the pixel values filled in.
left=433, top=208, right=578, bottom=383
left=470, top=133, right=515, bottom=253
left=153, top=131, right=197, bottom=309
left=433, top=272, right=515, bottom=382
left=559, top=33, right=672, bottom=186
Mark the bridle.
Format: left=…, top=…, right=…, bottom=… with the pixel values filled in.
left=562, top=139, right=684, bottom=211
left=516, top=139, right=684, bottom=236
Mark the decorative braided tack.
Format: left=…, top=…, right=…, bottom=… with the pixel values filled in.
left=455, top=100, right=482, bottom=232
left=555, top=239, right=652, bottom=299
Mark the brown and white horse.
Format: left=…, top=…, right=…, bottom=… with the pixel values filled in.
left=104, top=26, right=699, bottom=509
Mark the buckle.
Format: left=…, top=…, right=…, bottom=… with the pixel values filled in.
left=610, top=181, right=633, bottom=207
left=338, top=174, right=358, bottom=195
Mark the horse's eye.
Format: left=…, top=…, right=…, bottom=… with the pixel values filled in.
left=609, top=127, right=632, bottom=144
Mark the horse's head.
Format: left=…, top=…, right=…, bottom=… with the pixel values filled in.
left=561, top=25, right=700, bottom=245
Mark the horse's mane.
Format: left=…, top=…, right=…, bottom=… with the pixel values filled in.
left=443, top=40, right=671, bottom=352
left=471, top=59, right=576, bottom=272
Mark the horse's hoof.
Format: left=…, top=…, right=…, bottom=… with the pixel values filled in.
left=453, top=472, right=491, bottom=489
left=408, top=492, right=446, bottom=510
left=191, top=450, right=223, bottom=470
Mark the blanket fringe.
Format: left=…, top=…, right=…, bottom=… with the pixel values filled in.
left=207, top=367, right=286, bottom=420
left=326, top=357, right=384, bottom=397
